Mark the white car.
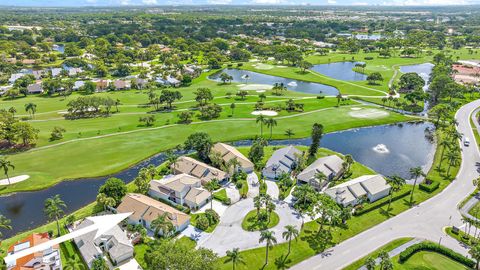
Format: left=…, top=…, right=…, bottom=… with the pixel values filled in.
left=464, top=137, right=470, bottom=146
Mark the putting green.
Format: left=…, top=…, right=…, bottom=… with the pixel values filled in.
left=348, top=108, right=389, bottom=119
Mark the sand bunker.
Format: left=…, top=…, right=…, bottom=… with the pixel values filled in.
left=238, top=84, right=273, bottom=91
left=350, top=107, right=362, bottom=111
left=0, top=175, right=30, bottom=185
left=349, top=108, right=389, bottom=119
left=254, top=63, right=275, bottom=70
left=251, top=110, right=278, bottom=116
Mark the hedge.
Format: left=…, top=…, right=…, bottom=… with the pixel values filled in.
left=399, top=242, right=475, bottom=268
left=419, top=181, right=440, bottom=193
left=353, top=190, right=410, bottom=216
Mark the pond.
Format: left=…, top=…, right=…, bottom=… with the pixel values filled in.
left=209, top=68, right=339, bottom=96
left=0, top=122, right=435, bottom=238
left=52, top=44, right=64, bottom=53
left=310, top=62, right=367, bottom=81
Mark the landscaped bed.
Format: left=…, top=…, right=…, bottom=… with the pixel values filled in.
left=241, top=209, right=280, bottom=231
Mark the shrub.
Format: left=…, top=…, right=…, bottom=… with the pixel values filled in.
left=205, top=209, right=220, bottom=225
left=316, top=96, right=325, bottom=99
left=419, top=180, right=440, bottom=193
left=196, top=215, right=210, bottom=231
left=237, top=63, right=243, bottom=67
left=236, top=182, right=243, bottom=189
left=353, top=190, right=410, bottom=216
left=364, top=56, right=374, bottom=60
left=399, top=242, right=475, bottom=267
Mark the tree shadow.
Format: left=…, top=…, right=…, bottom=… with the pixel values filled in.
left=274, top=254, right=292, bottom=270
left=300, top=229, right=333, bottom=253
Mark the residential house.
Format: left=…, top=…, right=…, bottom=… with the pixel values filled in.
left=22, top=59, right=36, bottom=65
left=262, top=146, right=302, bottom=179
left=73, top=218, right=134, bottom=268
left=9, top=73, right=25, bottom=84
left=51, top=68, right=62, bottom=77
left=116, top=193, right=190, bottom=234
left=113, top=79, right=131, bottom=90
left=68, top=68, right=83, bottom=77
left=136, top=78, right=149, bottom=89
left=148, top=174, right=210, bottom=209
left=93, top=79, right=109, bottom=91
left=32, top=70, right=44, bottom=80
left=27, top=82, right=43, bottom=94
left=6, top=233, right=62, bottom=270
left=325, top=175, right=391, bottom=207
left=297, top=155, right=344, bottom=190
left=0, top=85, right=12, bottom=96
left=211, top=142, right=254, bottom=173
left=172, top=156, right=228, bottom=184
left=156, top=76, right=180, bottom=87
left=73, top=80, right=85, bottom=91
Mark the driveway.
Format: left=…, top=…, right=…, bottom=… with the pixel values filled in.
left=247, top=173, right=260, bottom=198
left=179, top=225, right=211, bottom=244
left=225, top=183, right=241, bottom=204
left=291, top=100, right=480, bottom=269
left=195, top=200, right=229, bottom=217
left=198, top=197, right=302, bottom=256
left=265, top=180, right=279, bottom=200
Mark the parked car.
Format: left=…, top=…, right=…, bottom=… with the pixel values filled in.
left=464, top=137, right=470, bottom=146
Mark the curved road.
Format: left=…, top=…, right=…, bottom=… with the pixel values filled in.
left=292, top=99, right=480, bottom=269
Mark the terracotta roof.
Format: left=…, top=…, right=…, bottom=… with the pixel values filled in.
left=173, top=156, right=227, bottom=184
left=7, top=233, right=58, bottom=270
left=212, top=143, right=254, bottom=170
left=117, top=193, right=190, bottom=227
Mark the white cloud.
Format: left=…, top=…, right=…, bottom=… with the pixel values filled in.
left=85, top=0, right=97, bottom=3
left=327, top=0, right=336, bottom=3
left=142, top=0, right=157, bottom=4
left=251, top=0, right=286, bottom=4
left=385, top=0, right=469, bottom=5
left=208, top=0, right=232, bottom=4
left=120, top=0, right=129, bottom=5
left=352, top=2, right=368, bottom=5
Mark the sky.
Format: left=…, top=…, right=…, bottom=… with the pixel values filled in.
left=2, top=0, right=480, bottom=6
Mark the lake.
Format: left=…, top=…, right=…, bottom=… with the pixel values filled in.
left=0, top=122, right=435, bottom=238
left=209, top=68, right=339, bottom=96
left=310, top=62, right=367, bottom=81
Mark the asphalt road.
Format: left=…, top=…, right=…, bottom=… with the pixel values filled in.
left=291, top=99, right=480, bottom=270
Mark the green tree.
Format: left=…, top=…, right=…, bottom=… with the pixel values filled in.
left=282, top=225, right=299, bottom=256
left=367, top=72, right=384, bottom=85
left=98, top=177, right=127, bottom=205
left=50, top=126, right=66, bottom=141
left=219, top=73, right=233, bottom=84
left=64, top=256, right=86, bottom=270
left=409, top=166, right=425, bottom=206
left=44, top=194, right=67, bottom=236
left=151, top=213, right=174, bottom=237
left=469, top=243, right=480, bottom=270
left=265, top=118, right=277, bottom=139
left=386, top=175, right=405, bottom=213
left=308, top=123, right=324, bottom=157
left=13, top=122, right=39, bottom=146
left=139, top=115, right=156, bottom=126
left=285, top=129, right=294, bottom=139
left=298, top=60, right=313, bottom=73
left=225, top=248, right=245, bottom=270
left=205, top=179, right=219, bottom=210
left=24, top=102, right=37, bottom=119
left=194, top=88, right=213, bottom=106
left=256, top=115, right=266, bottom=137
left=184, top=132, right=213, bottom=162
left=91, top=257, right=108, bottom=270
left=378, top=250, right=393, bottom=270
left=259, top=230, right=277, bottom=266
left=0, top=215, right=12, bottom=240
left=159, top=90, right=182, bottom=109
left=0, top=157, right=14, bottom=185
left=365, top=256, right=376, bottom=270
left=230, top=103, right=236, bottom=117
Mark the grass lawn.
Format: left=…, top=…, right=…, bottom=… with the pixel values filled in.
left=342, top=237, right=413, bottom=270
left=190, top=213, right=219, bottom=233
left=468, top=200, right=480, bottom=219
left=241, top=210, right=280, bottom=231
left=0, top=103, right=411, bottom=195
left=392, top=251, right=471, bottom=270
left=237, top=179, right=249, bottom=198
left=214, top=188, right=228, bottom=203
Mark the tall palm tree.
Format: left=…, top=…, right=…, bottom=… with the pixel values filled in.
left=44, top=195, right=67, bottom=236
left=409, top=167, right=425, bottom=206
left=225, top=248, right=245, bottom=270
left=151, top=213, right=174, bottom=237
left=166, top=150, right=178, bottom=172
left=446, top=151, right=460, bottom=176
left=285, top=129, right=294, bottom=139
left=0, top=215, right=12, bottom=240
left=259, top=230, right=277, bottom=266
left=256, top=115, right=266, bottom=137
left=254, top=195, right=263, bottom=216
left=469, top=243, right=480, bottom=270
left=437, top=140, right=451, bottom=169
left=314, top=171, right=327, bottom=187
left=343, top=154, right=354, bottom=173
left=282, top=225, right=299, bottom=256
left=24, top=102, right=37, bottom=119
left=205, top=179, right=219, bottom=209
left=386, top=176, right=405, bottom=213
left=227, top=158, right=241, bottom=175
left=8, top=107, right=16, bottom=117
left=265, top=118, right=277, bottom=139
left=0, top=157, right=14, bottom=185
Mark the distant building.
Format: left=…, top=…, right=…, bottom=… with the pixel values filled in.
left=172, top=156, right=228, bottom=184
left=116, top=193, right=190, bottom=234
left=73, top=81, right=85, bottom=91
left=68, top=68, right=83, bottom=77
left=325, top=175, right=391, bottom=207
left=6, top=232, right=62, bottom=270
left=9, top=73, right=25, bottom=84
left=27, top=82, right=43, bottom=94
left=211, top=142, right=254, bottom=173
left=51, top=68, right=63, bottom=77
left=297, top=155, right=344, bottom=190
left=149, top=174, right=210, bottom=209
left=73, top=218, right=134, bottom=268
left=113, top=80, right=131, bottom=90
left=262, top=146, right=302, bottom=179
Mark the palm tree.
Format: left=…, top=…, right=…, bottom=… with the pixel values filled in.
left=446, top=151, right=460, bottom=176
left=469, top=243, right=480, bottom=270
left=230, top=103, right=236, bottom=116
left=409, top=166, right=425, bottom=206
left=437, top=140, right=451, bottom=169
left=259, top=230, right=277, bottom=266
left=205, top=179, right=219, bottom=209
left=0, top=215, right=12, bottom=240
left=386, top=176, right=405, bottom=213
left=285, top=129, right=294, bottom=139
left=151, top=213, right=173, bottom=237
left=44, top=195, right=67, bottom=236
left=336, top=94, right=343, bottom=106
left=266, top=201, right=276, bottom=223
left=256, top=115, right=266, bottom=137
left=225, top=248, right=245, bottom=270
left=227, top=158, right=241, bottom=174
left=254, top=195, right=263, bottom=216
left=365, top=256, right=376, bottom=270
left=282, top=225, right=299, bottom=256
left=378, top=251, right=393, bottom=270
left=64, top=256, right=86, bottom=270
left=343, top=154, right=354, bottom=173
left=314, top=171, right=327, bottom=187
left=8, top=107, right=16, bottom=117
left=0, top=157, right=14, bottom=185
left=24, top=102, right=37, bottom=119
left=265, top=118, right=277, bottom=139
